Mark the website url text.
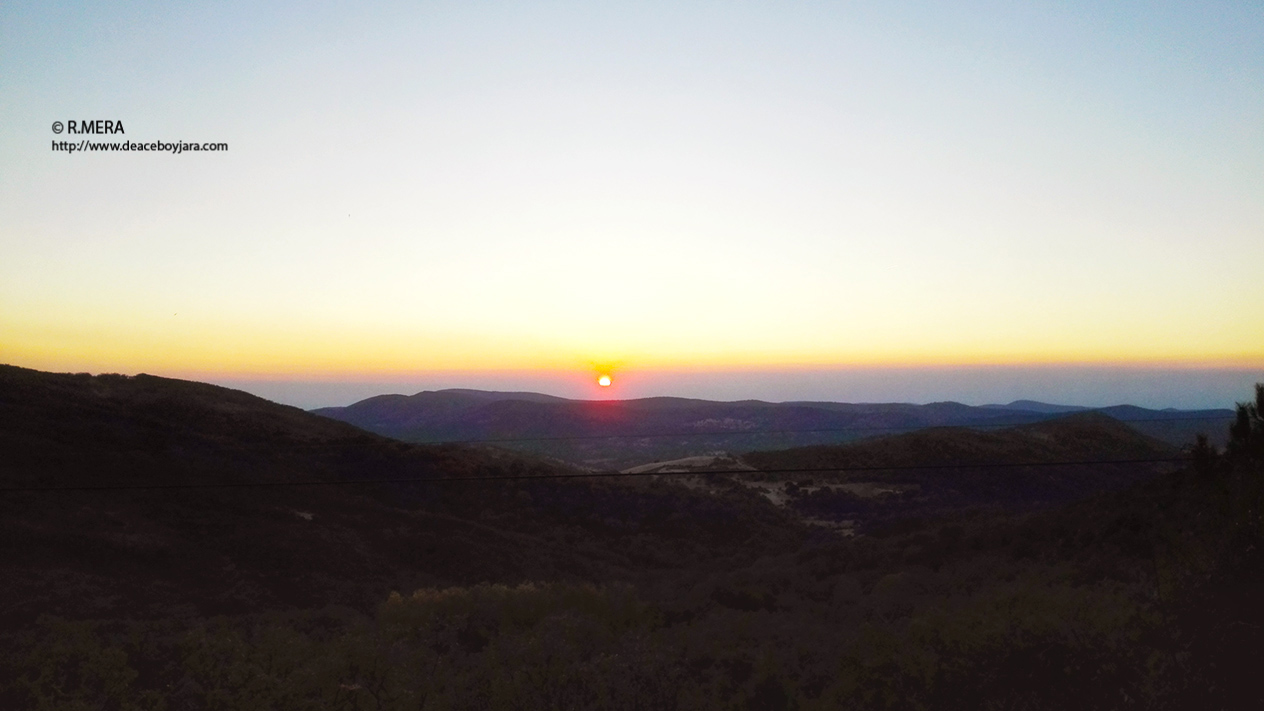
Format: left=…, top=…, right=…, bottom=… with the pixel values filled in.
left=51, top=140, right=228, bottom=155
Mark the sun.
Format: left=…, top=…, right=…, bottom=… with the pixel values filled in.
left=597, top=374, right=612, bottom=387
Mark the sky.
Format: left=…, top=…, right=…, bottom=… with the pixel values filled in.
left=2, top=1, right=1261, bottom=409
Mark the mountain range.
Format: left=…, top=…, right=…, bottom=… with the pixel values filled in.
left=313, top=389, right=1232, bottom=468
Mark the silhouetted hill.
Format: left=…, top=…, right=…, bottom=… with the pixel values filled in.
left=747, top=412, right=1174, bottom=468
left=314, top=389, right=1231, bottom=468
left=740, top=413, right=1180, bottom=531
left=982, top=399, right=1088, bottom=413
left=984, top=400, right=1235, bottom=446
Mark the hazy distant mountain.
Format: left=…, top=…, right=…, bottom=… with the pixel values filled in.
left=981, top=399, right=1088, bottom=413
left=313, top=389, right=1233, bottom=468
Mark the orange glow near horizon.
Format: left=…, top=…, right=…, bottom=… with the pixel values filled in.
left=3, top=333, right=1264, bottom=383
left=2, top=303, right=1262, bottom=381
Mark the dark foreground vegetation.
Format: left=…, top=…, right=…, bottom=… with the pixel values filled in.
left=1, top=365, right=1262, bottom=709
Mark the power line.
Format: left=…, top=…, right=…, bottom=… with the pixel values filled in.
left=0, top=456, right=1189, bottom=493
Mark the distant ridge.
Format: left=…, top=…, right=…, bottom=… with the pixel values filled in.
left=427, top=388, right=574, bottom=404
left=982, top=399, right=1088, bottom=414
left=314, top=389, right=1234, bottom=468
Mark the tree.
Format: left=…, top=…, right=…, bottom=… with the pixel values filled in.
left=1190, top=433, right=1220, bottom=478
left=1227, top=383, right=1264, bottom=466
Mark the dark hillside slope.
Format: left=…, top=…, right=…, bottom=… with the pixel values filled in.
left=0, top=366, right=800, bottom=626
left=0, top=366, right=432, bottom=490
left=746, top=412, right=1176, bottom=469
left=982, top=400, right=1235, bottom=446
left=742, top=413, right=1181, bottom=530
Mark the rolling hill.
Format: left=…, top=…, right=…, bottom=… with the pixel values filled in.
left=313, top=389, right=1231, bottom=468
left=739, top=413, right=1180, bottom=532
